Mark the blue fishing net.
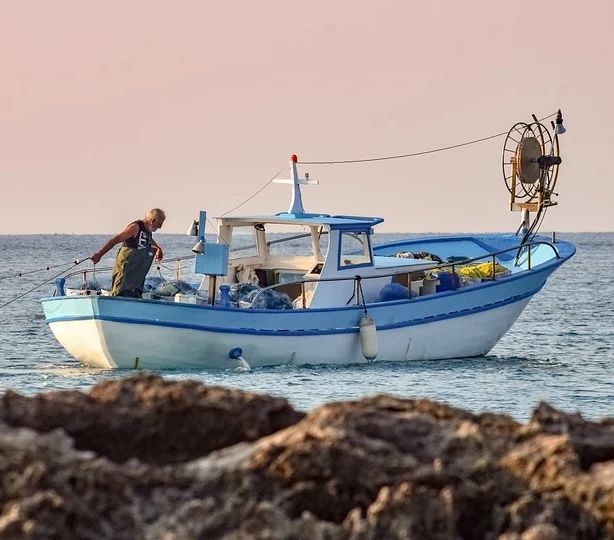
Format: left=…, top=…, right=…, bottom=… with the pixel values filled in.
left=245, top=288, right=293, bottom=310
left=379, top=283, right=410, bottom=301
left=228, top=281, right=260, bottom=303
left=144, top=276, right=166, bottom=292
left=150, top=279, right=199, bottom=297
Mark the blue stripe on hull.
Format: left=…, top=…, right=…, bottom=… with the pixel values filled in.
left=46, top=283, right=542, bottom=337
left=43, top=245, right=568, bottom=341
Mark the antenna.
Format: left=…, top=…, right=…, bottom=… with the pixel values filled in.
left=273, top=155, right=319, bottom=214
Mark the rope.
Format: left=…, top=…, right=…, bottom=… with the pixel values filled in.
left=0, top=259, right=86, bottom=281
left=515, top=204, right=549, bottom=266
left=221, top=163, right=288, bottom=216
left=299, top=112, right=558, bottom=165
left=197, top=112, right=558, bottom=246
left=0, top=258, right=90, bottom=310
left=0, top=253, right=195, bottom=309
left=158, top=261, right=185, bottom=272
left=155, top=254, right=195, bottom=267
left=356, top=276, right=368, bottom=315
left=344, top=276, right=368, bottom=313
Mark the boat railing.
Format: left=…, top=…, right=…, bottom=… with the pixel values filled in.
left=61, top=240, right=558, bottom=306
left=247, top=240, right=560, bottom=308
left=63, top=264, right=114, bottom=286
left=61, top=255, right=195, bottom=288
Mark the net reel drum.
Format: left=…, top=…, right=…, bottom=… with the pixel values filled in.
left=502, top=110, right=565, bottom=237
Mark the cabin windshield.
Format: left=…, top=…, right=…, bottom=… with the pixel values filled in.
left=339, top=231, right=372, bottom=268
left=228, top=226, right=258, bottom=259
left=264, top=223, right=323, bottom=257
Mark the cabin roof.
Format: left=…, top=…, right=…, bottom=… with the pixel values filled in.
left=218, top=212, right=384, bottom=231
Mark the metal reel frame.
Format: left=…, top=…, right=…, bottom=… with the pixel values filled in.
left=502, top=121, right=560, bottom=205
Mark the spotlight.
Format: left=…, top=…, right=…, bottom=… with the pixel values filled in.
left=555, top=109, right=566, bottom=135
left=192, top=240, right=205, bottom=254
left=187, top=219, right=198, bottom=236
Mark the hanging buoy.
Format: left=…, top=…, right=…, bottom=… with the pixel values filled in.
left=359, top=314, right=378, bottom=361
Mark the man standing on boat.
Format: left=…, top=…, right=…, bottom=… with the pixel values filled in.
left=90, top=208, right=165, bottom=298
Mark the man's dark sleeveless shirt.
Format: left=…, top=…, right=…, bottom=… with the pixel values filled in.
left=122, top=220, right=152, bottom=249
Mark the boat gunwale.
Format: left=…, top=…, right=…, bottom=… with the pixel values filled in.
left=42, top=257, right=561, bottom=315
left=41, top=238, right=574, bottom=315
left=44, top=284, right=543, bottom=336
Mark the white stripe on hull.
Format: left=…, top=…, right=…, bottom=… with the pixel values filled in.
left=49, top=297, right=531, bottom=369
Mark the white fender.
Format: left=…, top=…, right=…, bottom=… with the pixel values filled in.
left=359, top=314, right=378, bottom=361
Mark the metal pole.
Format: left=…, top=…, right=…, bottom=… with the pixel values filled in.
left=209, top=276, right=217, bottom=305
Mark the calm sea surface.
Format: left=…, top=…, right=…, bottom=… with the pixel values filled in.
left=0, top=232, right=612, bottom=421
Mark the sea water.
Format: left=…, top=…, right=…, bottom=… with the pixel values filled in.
left=0, top=233, right=612, bottom=421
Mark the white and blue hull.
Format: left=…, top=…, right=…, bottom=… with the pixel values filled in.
left=45, top=295, right=532, bottom=369
left=42, top=237, right=573, bottom=369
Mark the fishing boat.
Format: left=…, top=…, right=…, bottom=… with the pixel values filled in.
left=41, top=113, right=575, bottom=369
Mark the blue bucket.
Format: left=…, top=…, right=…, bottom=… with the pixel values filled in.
left=433, top=272, right=459, bottom=292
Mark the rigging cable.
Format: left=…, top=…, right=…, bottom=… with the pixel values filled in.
left=221, top=163, right=288, bottom=217
left=0, top=253, right=200, bottom=309
left=0, top=259, right=86, bottom=281
left=192, top=113, right=558, bottom=242
left=198, top=162, right=289, bottom=246
left=299, top=113, right=557, bottom=165
left=0, top=258, right=90, bottom=310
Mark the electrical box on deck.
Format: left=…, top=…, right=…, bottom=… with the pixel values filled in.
left=195, top=244, right=229, bottom=276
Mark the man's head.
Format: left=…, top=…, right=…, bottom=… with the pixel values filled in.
left=145, top=208, right=166, bottom=231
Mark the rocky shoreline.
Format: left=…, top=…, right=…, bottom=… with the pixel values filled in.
left=1, top=374, right=613, bottom=539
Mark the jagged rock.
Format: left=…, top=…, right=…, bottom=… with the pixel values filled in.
left=522, top=402, right=614, bottom=468
left=0, top=376, right=612, bottom=539
left=0, top=374, right=304, bottom=465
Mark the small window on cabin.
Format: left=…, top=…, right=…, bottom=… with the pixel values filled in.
left=228, top=226, right=258, bottom=260
left=339, top=232, right=372, bottom=268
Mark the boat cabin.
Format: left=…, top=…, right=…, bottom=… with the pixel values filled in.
left=197, top=212, right=437, bottom=309
left=192, top=155, right=440, bottom=309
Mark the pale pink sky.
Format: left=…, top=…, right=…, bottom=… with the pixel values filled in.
left=1, top=0, right=612, bottom=234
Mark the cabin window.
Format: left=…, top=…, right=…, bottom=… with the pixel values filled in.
left=265, top=224, right=315, bottom=257
left=339, top=232, right=372, bottom=268
left=228, top=226, right=258, bottom=260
